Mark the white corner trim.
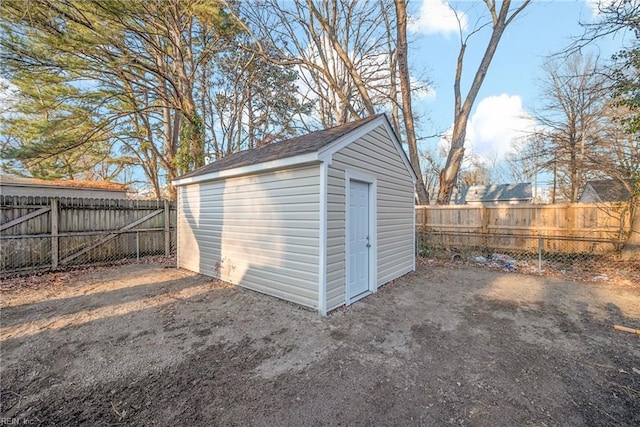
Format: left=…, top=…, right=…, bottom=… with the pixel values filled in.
left=172, top=152, right=320, bottom=186
left=412, top=193, right=416, bottom=272
left=318, top=162, right=328, bottom=316
left=345, top=169, right=378, bottom=304
left=370, top=179, right=378, bottom=289
left=176, top=190, right=181, bottom=269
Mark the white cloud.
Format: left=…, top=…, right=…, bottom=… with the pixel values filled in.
left=465, top=94, right=535, bottom=161
left=585, top=0, right=616, bottom=16
left=585, top=0, right=602, bottom=15
left=409, top=0, right=467, bottom=36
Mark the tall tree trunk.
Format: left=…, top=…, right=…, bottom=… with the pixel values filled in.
left=308, top=0, right=376, bottom=116
left=381, top=0, right=401, bottom=136
left=395, top=0, right=429, bottom=205
left=552, top=158, right=557, bottom=204
left=569, top=143, right=577, bottom=202
left=437, top=0, right=530, bottom=204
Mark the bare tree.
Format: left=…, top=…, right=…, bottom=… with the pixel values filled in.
left=423, top=136, right=497, bottom=204
left=502, top=135, right=547, bottom=195
left=205, top=39, right=312, bottom=159
left=420, top=146, right=444, bottom=204
left=587, top=102, right=640, bottom=260
left=395, top=0, right=429, bottom=204
left=533, top=53, right=607, bottom=202
left=457, top=154, right=494, bottom=187
left=242, top=0, right=431, bottom=201
left=571, top=0, right=640, bottom=259
left=241, top=0, right=391, bottom=127
left=437, top=0, right=531, bottom=204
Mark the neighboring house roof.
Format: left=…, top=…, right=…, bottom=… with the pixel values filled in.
left=0, top=175, right=127, bottom=191
left=454, top=183, right=532, bottom=204
left=580, top=179, right=632, bottom=202
left=174, top=114, right=417, bottom=185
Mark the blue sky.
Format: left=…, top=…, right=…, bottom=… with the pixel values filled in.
left=405, top=0, right=624, bottom=166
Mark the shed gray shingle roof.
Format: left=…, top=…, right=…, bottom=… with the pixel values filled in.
left=454, top=183, right=532, bottom=204
left=178, top=114, right=384, bottom=180
left=584, top=179, right=632, bottom=202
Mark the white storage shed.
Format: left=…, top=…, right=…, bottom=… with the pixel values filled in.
left=173, top=114, right=416, bottom=314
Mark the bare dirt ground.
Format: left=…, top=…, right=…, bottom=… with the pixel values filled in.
left=1, top=261, right=639, bottom=426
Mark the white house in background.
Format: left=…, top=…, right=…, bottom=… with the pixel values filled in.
left=579, top=179, right=632, bottom=203
left=173, top=114, right=417, bottom=315
left=0, top=175, right=128, bottom=199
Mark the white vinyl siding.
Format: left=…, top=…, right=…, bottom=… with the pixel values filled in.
left=326, top=166, right=347, bottom=310
left=326, top=125, right=414, bottom=311
left=177, top=165, right=321, bottom=308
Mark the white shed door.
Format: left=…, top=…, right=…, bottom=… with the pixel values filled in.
left=348, top=180, right=370, bottom=300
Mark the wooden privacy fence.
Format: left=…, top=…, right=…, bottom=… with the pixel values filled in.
left=415, top=203, right=631, bottom=254
left=0, top=196, right=176, bottom=273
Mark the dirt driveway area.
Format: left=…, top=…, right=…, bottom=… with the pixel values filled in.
left=1, top=261, right=639, bottom=426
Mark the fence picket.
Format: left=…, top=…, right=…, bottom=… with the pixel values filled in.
left=1, top=196, right=176, bottom=273
left=416, top=203, right=628, bottom=240
left=415, top=203, right=630, bottom=255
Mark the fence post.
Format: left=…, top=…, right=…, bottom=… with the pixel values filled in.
left=164, top=199, right=171, bottom=256
left=538, top=236, right=543, bottom=274
left=51, top=198, right=59, bottom=268
left=482, top=205, right=490, bottom=250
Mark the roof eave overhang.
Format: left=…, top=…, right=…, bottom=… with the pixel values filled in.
left=172, top=151, right=321, bottom=187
